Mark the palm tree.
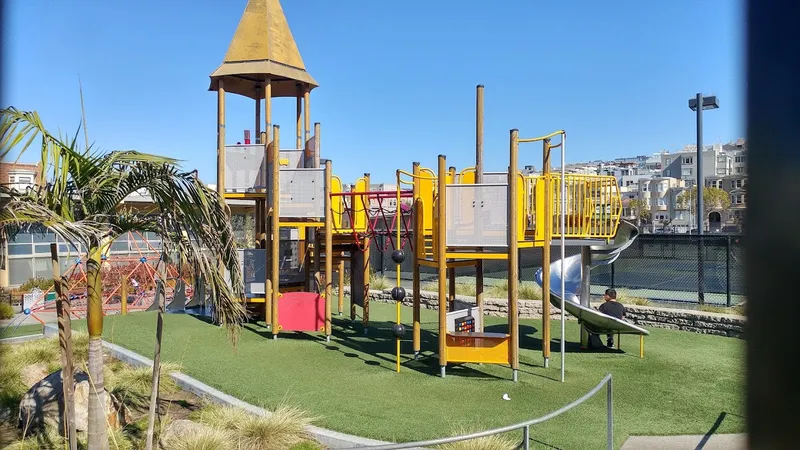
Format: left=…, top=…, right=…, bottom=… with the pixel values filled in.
left=1, top=107, right=246, bottom=450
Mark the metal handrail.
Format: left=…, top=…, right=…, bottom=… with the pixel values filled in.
left=339, top=374, right=613, bottom=450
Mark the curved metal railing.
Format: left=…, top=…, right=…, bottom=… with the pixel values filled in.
left=339, top=374, right=613, bottom=450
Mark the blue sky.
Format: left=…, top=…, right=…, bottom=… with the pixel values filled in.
left=3, top=0, right=744, bottom=184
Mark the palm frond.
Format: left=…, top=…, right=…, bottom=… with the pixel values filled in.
left=0, top=197, right=103, bottom=248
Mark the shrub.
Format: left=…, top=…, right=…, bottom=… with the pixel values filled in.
left=18, top=277, right=54, bottom=293
left=193, top=403, right=315, bottom=450
left=369, top=272, right=392, bottom=290
left=0, top=302, right=15, bottom=319
left=615, top=289, right=650, bottom=306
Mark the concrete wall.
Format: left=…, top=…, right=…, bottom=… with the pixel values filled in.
left=342, top=287, right=745, bottom=339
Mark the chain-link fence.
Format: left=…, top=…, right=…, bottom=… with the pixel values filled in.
left=368, top=234, right=745, bottom=307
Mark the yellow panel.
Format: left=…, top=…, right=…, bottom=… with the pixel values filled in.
left=331, top=176, right=344, bottom=231
left=516, top=173, right=526, bottom=244
left=419, top=168, right=436, bottom=234
left=279, top=158, right=289, bottom=166
left=280, top=221, right=323, bottom=228
left=353, top=177, right=368, bottom=232
left=445, top=252, right=508, bottom=260
left=531, top=174, right=622, bottom=242
left=246, top=297, right=266, bottom=303
left=459, top=167, right=476, bottom=185
left=224, top=192, right=265, bottom=199
left=445, top=333, right=510, bottom=365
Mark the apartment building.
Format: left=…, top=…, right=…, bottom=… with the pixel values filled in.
left=0, top=161, right=40, bottom=192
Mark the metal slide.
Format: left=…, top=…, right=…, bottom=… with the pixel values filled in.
left=533, top=220, right=649, bottom=336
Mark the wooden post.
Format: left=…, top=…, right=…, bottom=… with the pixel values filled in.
left=296, top=84, right=303, bottom=152
left=304, top=88, right=311, bottom=155
left=216, top=79, right=226, bottom=197
left=264, top=80, right=272, bottom=325
left=362, top=237, right=371, bottom=329
left=325, top=160, right=333, bottom=338
left=255, top=84, right=261, bottom=143
left=542, top=137, right=552, bottom=367
left=337, top=260, right=345, bottom=315
left=475, top=85, right=485, bottom=330
left=412, top=162, right=422, bottom=355
left=51, top=243, right=76, bottom=450
left=313, top=122, right=321, bottom=170
left=270, top=125, right=281, bottom=337
left=437, top=155, right=448, bottom=377
left=120, top=274, right=128, bottom=316
left=509, top=130, right=520, bottom=381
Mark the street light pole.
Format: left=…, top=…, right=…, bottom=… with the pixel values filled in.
left=695, top=93, right=704, bottom=236
left=688, top=93, right=719, bottom=305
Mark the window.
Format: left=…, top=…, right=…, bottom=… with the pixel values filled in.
left=678, top=212, right=685, bottom=220
left=641, top=184, right=648, bottom=192
left=732, top=194, right=746, bottom=205
left=657, top=183, right=665, bottom=192
left=735, top=155, right=747, bottom=163
left=681, top=168, right=693, bottom=176
left=736, top=167, right=744, bottom=174
left=665, top=158, right=672, bottom=165
left=683, top=157, right=693, bottom=164
left=735, top=179, right=743, bottom=188
left=657, top=198, right=667, bottom=206
left=664, top=169, right=671, bottom=177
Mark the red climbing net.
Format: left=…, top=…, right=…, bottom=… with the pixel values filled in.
left=329, top=189, right=415, bottom=253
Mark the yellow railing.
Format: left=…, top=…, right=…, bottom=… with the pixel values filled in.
left=532, top=174, right=622, bottom=241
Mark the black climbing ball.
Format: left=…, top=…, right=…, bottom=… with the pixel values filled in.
left=391, top=323, right=406, bottom=338
left=391, top=286, right=406, bottom=301
left=391, top=249, right=405, bottom=264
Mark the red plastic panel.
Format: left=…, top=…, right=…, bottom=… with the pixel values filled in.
left=278, top=292, right=325, bottom=332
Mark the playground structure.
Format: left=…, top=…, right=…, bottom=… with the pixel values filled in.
left=211, top=0, right=649, bottom=379
left=3, top=231, right=199, bottom=330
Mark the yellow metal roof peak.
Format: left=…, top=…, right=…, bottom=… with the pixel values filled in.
left=209, top=0, right=318, bottom=99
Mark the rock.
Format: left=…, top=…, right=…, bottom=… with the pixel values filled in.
left=159, top=419, right=211, bottom=449
left=18, top=369, right=120, bottom=434
left=20, top=363, right=49, bottom=388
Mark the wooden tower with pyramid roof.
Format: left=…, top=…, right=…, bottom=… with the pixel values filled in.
left=211, top=0, right=334, bottom=341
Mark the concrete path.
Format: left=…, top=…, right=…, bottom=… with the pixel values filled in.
left=621, top=433, right=746, bottom=449
left=0, top=311, right=58, bottom=326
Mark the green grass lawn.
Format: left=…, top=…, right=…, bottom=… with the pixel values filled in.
left=73, top=301, right=745, bottom=449
left=0, top=323, right=43, bottom=339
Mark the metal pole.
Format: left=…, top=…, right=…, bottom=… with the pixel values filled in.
left=607, top=377, right=614, bottom=450
left=523, top=426, right=530, bottom=450
left=726, top=235, right=732, bottom=307
left=560, top=133, right=566, bottom=383
left=696, top=93, right=705, bottom=304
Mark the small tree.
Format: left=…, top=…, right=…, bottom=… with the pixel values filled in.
left=676, top=186, right=732, bottom=217
left=628, top=198, right=651, bottom=226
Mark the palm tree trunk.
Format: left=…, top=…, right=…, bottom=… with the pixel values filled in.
left=51, top=244, right=77, bottom=450
left=145, top=256, right=167, bottom=450
left=86, top=249, right=108, bottom=450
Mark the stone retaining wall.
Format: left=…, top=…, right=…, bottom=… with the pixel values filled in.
left=339, top=287, right=746, bottom=339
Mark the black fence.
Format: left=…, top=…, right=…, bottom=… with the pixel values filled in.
left=368, top=234, right=745, bottom=307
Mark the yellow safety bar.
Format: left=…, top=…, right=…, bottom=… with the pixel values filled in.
left=532, top=174, right=621, bottom=242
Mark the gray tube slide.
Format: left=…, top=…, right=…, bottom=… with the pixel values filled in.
left=533, top=220, right=649, bottom=336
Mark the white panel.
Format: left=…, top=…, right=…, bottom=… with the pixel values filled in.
left=445, top=184, right=508, bottom=247
left=224, top=145, right=266, bottom=192
left=279, top=168, right=326, bottom=218
left=482, top=172, right=508, bottom=184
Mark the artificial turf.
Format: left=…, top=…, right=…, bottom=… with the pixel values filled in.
left=74, top=301, right=745, bottom=449
left=0, top=323, right=43, bottom=339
